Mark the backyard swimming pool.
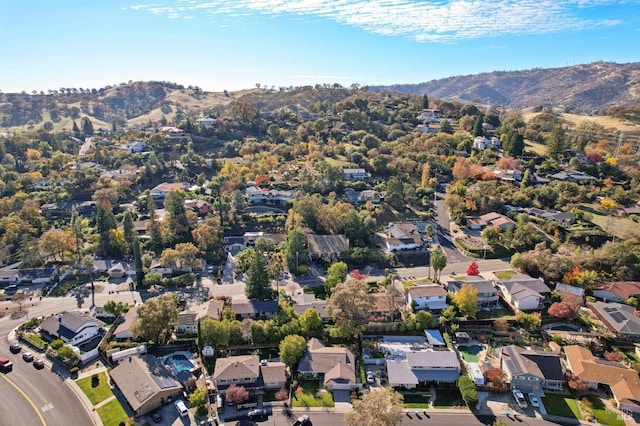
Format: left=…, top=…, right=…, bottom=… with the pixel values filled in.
left=458, top=345, right=482, bottom=362
left=164, top=354, right=195, bottom=374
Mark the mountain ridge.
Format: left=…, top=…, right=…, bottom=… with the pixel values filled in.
left=371, top=61, right=640, bottom=114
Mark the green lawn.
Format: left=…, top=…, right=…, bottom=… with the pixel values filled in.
left=28, top=333, right=46, bottom=347
left=292, top=381, right=335, bottom=408
left=477, top=308, right=515, bottom=320
left=76, top=372, right=114, bottom=405
left=542, top=394, right=581, bottom=419
left=402, top=392, right=431, bottom=408
left=494, top=270, right=517, bottom=280
left=576, top=205, right=639, bottom=240
left=433, top=388, right=463, bottom=408
left=584, top=395, right=625, bottom=426
left=96, top=398, right=130, bottom=426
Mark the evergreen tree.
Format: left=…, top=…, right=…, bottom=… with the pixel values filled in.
left=146, top=197, right=163, bottom=253
left=422, top=94, right=429, bottom=109
left=82, top=117, right=94, bottom=136
left=164, top=190, right=191, bottom=245
left=96, top=202, right=117, bottom=256
left=503, top=129, right=525, bottom=157
left=123, top=210, right=135, bottom=253
left=546, top=125, right=566, bottom=160
left=72, top=120, right=80, bottom=137
left=440, top=119, right=454, bottom=134
left=132, top=236, right=144, bottom=289
left=472, top=115, right=484, bottom=137
left=245, top=251, right=273, bottom=300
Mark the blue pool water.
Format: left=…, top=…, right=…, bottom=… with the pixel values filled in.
left=165, top=354, right=195, bottom=373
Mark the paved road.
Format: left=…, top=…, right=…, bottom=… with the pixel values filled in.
left=433, top=182, right=469, bottom=265
left=232, top=410, right=571, bottom=426
left=0, top=289, right=139, bottom=426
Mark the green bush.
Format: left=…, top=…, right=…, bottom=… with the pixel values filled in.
left=459, top=376, right=478, bottom=408
left=51, top=339, right=65, bottom=350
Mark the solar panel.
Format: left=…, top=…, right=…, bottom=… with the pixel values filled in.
left=603, top=307, right=616, bottom=313
left=610, top=312, right=627, bottom=323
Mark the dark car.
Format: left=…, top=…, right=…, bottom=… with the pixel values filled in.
left=22, top=352, right=34, bottom=362
left=9, top=343, right=21, bottom=353
left=247, top=408, right=267, bottom=419
left=33, top=359, right=45, bottom=369
left=151, top=412, right=162, bottom=423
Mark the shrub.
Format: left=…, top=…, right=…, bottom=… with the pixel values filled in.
left=459, top=376, right=478, bottom=408
left=51, top=339, right=64, bottom=350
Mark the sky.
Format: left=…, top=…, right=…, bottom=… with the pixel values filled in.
left=1, top=0, right=640, bottom=93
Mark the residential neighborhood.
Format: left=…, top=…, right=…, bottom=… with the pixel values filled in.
left=0, top=82, right=640, bottom=426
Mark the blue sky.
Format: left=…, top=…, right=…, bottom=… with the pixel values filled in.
left=1, top=0, right=639, bottom=93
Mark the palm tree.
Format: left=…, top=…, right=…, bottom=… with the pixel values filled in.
left=431, top=248, right=447, bottom=282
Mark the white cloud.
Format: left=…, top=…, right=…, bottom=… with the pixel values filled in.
left=127, top=0, right=628, bottom=42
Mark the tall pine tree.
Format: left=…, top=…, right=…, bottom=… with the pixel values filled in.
left=245, top=251, right=273, bottom=300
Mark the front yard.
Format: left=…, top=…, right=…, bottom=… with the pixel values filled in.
left=291, top=380, right=335, bottom=408
left=401, top=391, right=431, bottom=408
left=543, top=393, right=624, bottom=426
left=76, top=371, right=130, bottom=426
left=433, top=388, right=463, bottom=408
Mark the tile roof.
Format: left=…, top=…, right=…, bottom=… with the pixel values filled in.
left=593, top=282, right=640, bottom=300
left=564, top=345, right=640, bottom=407
left=306, top=234, right=349, bottom=256
left=114, top=306, right=139, bottom=336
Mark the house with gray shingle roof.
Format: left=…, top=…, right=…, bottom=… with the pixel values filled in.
left=589, top=301, right=640, bottom=339
left=496, top=275, right=550, bottom=311
left=109, top=355, right=182, bottom=416
left=40, top=311, right=105, bottom=347
left=213, top=355, right=286, bottom=394
left=298, top=338, right=358, bottom=391
left=500, top=345, right=563, bottom=392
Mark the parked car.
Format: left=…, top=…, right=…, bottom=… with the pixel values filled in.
left=22, top=352, right=34, bottom=362
left=366, top=371, right=375, bottom=384
left=151, top=412, right=162, bottom=423
left=0, top=357, right=13, bottom=372
left=528, top=393, right=540, bottom=408
left=33, top=359, right=45, bottom=369
left=512, top=388, right=527, bottom=409
left=9, top=343, right=21, bottom=353
left=247, top=408, right=267, bottom=419
left=293, top=415, right=310, bottom=425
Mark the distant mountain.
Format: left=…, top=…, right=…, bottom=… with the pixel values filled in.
left=371, top=62, right=640, bottom=114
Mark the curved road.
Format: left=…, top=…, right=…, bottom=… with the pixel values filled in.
left=0, top=289, right=139, bottom=426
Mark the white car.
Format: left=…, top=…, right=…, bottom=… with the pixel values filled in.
left=366, top=372, right=375, bottom=384
left=512, top=388, right=528, bottom=409
left=528, top=393, right=540, bottom=408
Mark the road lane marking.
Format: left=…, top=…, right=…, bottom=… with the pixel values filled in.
left=41, top=402, right=54, bottom=412
left=0, top=374, right=47, bottom=426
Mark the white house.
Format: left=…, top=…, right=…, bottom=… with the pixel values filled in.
left=496, top=276, right=550, bottom=311
left=343, top=168, right=369, bottom=181
left=407, top=285, right=448, bottom=312
left=245, top=186, right=295, bottom=204
left=196, top=116, right=216, bottom=128
left=384, top=222, right=422, bottom=252
left=40, top=311, right=105, bottom=347
left=387, top=350, right=460, bottom=389
left=117, top=140, right=148, bottom=153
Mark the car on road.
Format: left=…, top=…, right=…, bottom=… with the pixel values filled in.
left=9, top=343, right=21, bottom=353
left=151, top=412, right=162, bottom=423
left=528, top=393, right=540, bottom=408
left=366, top=371, right=375, bottom=384
left=0, top=357, right=13, bottom=372
left=512, top=388, right=527, bottom=409
left=293, top=415, right=310, bottom=425
left=33, top=358, right=45, bottom=369
left=22, top=352, right=34, bottom=362
left=247, top=408, right=267, bottom=419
